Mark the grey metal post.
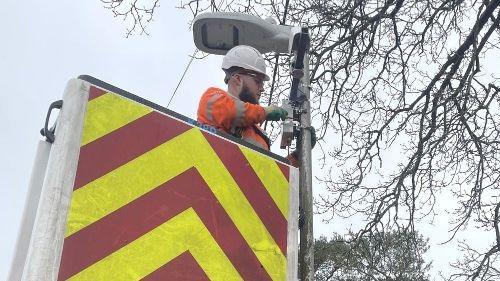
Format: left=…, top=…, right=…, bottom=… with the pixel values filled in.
left=298, top=53, right=314, bottom=280
left=8, top=140, right=51, bottom=281
left=21, top=79, right=89, bottom=281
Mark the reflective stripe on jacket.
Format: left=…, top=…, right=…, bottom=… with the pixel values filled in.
left=197, top=87, right=270, bottom=150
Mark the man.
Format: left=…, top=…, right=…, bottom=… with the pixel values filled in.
left=197, top=45, right=314, bottom=165
left=197, top=45, right=287, bottom=150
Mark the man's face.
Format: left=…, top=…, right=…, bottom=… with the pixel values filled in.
left=237, top=72, right=265, bottom=105
left=239, top=84, right=259, bottom=104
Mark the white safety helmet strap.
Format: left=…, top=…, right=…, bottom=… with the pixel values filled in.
left=222, top=45, right=270, bottom=81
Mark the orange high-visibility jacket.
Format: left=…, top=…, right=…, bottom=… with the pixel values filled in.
left=197, top=87, right=271, bottom=150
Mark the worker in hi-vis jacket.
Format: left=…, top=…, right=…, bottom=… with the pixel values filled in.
left=197, top=45, right=315, bottom=166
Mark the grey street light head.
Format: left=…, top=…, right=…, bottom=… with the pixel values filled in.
left=193, top=12, right=300, bottom=55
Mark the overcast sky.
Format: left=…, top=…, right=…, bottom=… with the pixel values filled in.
left=0, top=1, right=225, bottom=279
left=0, top=1, right=493, bottom=280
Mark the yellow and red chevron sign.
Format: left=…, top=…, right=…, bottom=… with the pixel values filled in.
left=57, top=85, right=297, bottom=280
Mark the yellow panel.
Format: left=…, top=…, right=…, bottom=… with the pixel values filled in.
left=240, top=146, right=289, bottom=219
left=68, top=208, right=242, bottom=281
left=81, top=93, right=152, bottom=145
left=67, top=129, right=286, bottom=281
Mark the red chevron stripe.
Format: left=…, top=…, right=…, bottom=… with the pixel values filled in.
left=203, top=132, right=288, bottom=255
left=88, top=86, right=106, bottom=101
left=73, top=111, right=190, bottom=190
left=277, top=162, right=290, bottom=181
left=58, top=168, right=272, bottom=281
left=141, top=251, right=209, bottom=281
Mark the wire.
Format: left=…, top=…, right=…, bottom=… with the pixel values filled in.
left=167, top=49, right=199, bottom=108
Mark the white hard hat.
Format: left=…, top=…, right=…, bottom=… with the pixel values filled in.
left=222, top=45, right=270, bottom=81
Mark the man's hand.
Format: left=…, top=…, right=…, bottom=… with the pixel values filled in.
left=289, top=127, right=317, bottom=165
left=293, top=127, right=318, bottom=149
left=309, top=126, right=317, bottom=149
left=264, top=106, right=288, bottom=121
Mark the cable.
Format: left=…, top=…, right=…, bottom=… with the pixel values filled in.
left=167, top=49, right=199, bottom=108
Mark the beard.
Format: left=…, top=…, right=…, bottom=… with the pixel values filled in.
left=239, top=85, right=259, bottom=105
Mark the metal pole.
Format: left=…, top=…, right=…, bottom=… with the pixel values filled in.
left=8, top=140, right=52, bottom=281
left=298, top=52, right=314, bottom=280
